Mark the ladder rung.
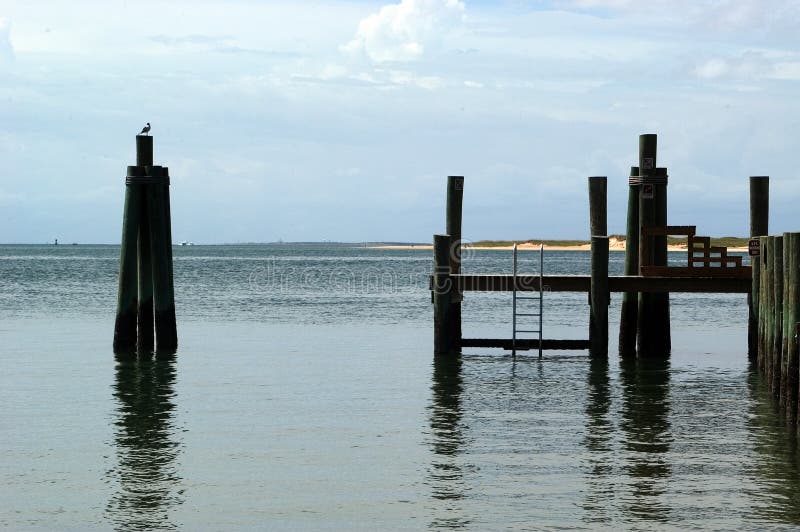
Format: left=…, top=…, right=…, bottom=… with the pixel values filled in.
left=515, top=330, right=540, bottom=333
left=516, top=296, right=540, bottom=300
left=515, top=313, right=540, bottom=317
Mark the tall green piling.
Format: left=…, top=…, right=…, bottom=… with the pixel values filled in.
left=446, top=176, right=464, bottom=349
left=620, top=166, right=640, bottom=358
left=749, top=176, right=769, bottom=361
left=590, top=236, right=609, bottom=357
left=772, top=236, right=783, bottom=398
left=136, top=136, right=154, bottom=352
left=114, top=133, right=177, bottom=354
left=147, top=165, right=177, bottom=353
left=113, top=167, right=143, bottom=353
left=433, top=234, right=458, bottom=357
left=758, top=236, right=773, bottom=378
left=636, top=134, right=670, bottom=357
left=782, top=233, right=800, bottom=420
left=759, top=236, right=771, bottom=373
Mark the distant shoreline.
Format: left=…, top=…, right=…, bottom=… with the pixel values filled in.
left=369, top=237, right=749, bottom=253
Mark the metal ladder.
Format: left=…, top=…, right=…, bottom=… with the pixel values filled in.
left=512, top=243, right=544, bottom=357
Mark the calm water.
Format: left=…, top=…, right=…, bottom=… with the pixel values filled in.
left=2, top=244, right=799, bottom=530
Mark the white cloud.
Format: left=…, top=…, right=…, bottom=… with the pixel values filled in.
left=342, top=0, right=465, bottom=63
left=0, top=17, right=14, bottom=61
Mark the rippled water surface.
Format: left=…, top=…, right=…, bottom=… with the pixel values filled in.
left=2, top=244, right=798, bottom=530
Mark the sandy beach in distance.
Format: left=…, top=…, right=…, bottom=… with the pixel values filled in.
left=370, top=237, right=748, bottom=253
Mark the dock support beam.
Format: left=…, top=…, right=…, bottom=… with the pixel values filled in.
left=636, top=134, right=670, bottom=357
left=588, top=176, right=608, bottom=357
left=590, top=236, right=609, bottom=357
left=434, top=234, right=459, bottom=357
left=446, top=176, right=464, bottom=348
left=749, top=176, right=769, bottom=360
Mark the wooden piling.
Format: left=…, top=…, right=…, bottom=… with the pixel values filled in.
left=749, top=176, right=769, bottom=361
left=148, top=165, right=178, bottom=353
left=758, top=236, right=771, bottom=373
left=772, top=236, right=783, bottom=398
left=636, top=134, right=670, bottom=357
left=619, top=166, right=640, bottom=357
left=433, top=234, right=459, bottom=357
left=590, top=236, right=609, bottom=357
left=136, top=137, right=154, bottom=353
left=782, top=233, right=800, bottom=420
left=114, top=134, right=177, bottom=354
left=446, top=176, right=464, bottom=349
left=113, top=169, right=142, bottom=353
left=588, top=176, right=608, bottom=357
left=588, top=176, right=607, bottom=236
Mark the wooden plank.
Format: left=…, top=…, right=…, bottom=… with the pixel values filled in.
left=642, top=225, right=696, bottom=236
left=461, top=338, right=590, bottom=350
left=641, top=265, right=751, bottom=278
left=433, top=274, right=751, bottom=293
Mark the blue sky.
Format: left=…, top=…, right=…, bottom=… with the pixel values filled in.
left=1, top=0, right=798, bottom=243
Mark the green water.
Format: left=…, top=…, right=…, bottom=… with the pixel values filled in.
left=2, top=244, right=797, bottom=530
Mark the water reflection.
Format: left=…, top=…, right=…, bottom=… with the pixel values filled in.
left=746, top=368, right=800, bottom=523
left=582, top=357, right=614, bottom=524
left=618, top=357, right=672, bottom=523
left=106, top=354, right=183, bottom=531
left=427, top=356, right=470, bottom=529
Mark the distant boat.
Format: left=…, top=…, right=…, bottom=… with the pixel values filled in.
left=180, top=241, right=194, bottom=246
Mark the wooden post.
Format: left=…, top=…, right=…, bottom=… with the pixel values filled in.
left=446, top=176, right=464, bottom=349
left=636, top=134, right=670, bottom=357
left=433, top=234, right=458, bottom=357
left=757, top=236, right=770, bottom=375
left=588, top=176, right=607, bottom=357
left=759, top=236, right=771, bottom=374
left=588, top=176, right=607, bottom=236
left=620, top=166, right=640, bottom=357
left=749, top=176, right=769, bottom=361
left=113, top=167, right=143, bottom=354
left=783, top=233, right=800, bottom=420
left=148, top=165, right=178, bottom=353
left=590, top=236, right=609, bottom=357
left=136, top=137, right=154, bottom=353
left=772, top=235, right=783, bottom=398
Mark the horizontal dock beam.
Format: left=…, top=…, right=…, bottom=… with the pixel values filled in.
left=431, top=274, right=751, bottom=293
left=461, top=338, right=590, bottom=350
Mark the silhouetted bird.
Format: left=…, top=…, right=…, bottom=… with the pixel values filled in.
left=139, top=122, right=151, bottom=136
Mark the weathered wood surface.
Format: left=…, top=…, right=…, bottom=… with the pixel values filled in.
left=590, top=236, right=609, bottom=357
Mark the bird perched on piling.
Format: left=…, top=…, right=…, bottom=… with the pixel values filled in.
left=139, top=122, right=151, bottom=136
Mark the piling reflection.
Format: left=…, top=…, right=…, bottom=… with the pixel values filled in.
left=427, top=356, right=470, bottom=529
left=582, top=356, right=614, bottom=525
left=745, top=368, right=800, bottom=523
left=106, top=354, right=183, bottom=531
left=618, top=357, right=672, bottom=523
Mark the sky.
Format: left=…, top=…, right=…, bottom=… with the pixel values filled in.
left=0, top=0, right=798, bottom=244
